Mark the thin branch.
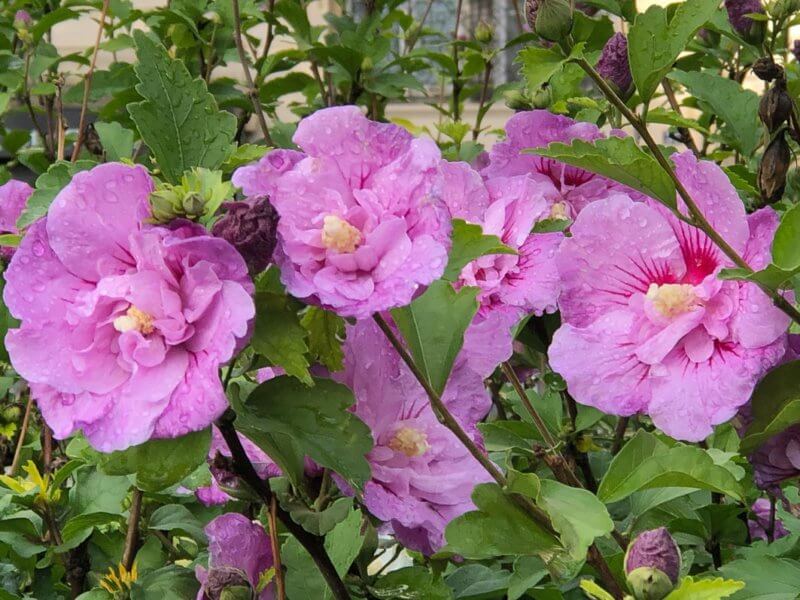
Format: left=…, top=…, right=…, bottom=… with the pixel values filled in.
left=22, top=51, right=51, bottom=158
left=501, top=362, right=558, bottom=449
left=577, top=57, right=800, bottom=327
left=10, top=396, right=34, bottom=476
left=215, top=409, right=350, bottom=600
left=232, top=0, right=274, bottom=145
left=472, top=60, right=493, bottom=141
left=611, top=417, right=628, bottom=455
left=268, top=496, right=286, bottom=600
left=122, top=488, right=143, bottom=571
left=451, top=0, right=464, bottom=121
left=71, top=0, right=110, bottom=162
left=404, top=0, right=435, bottom=54
left=661, top=78, right=701, bottom=157
left=55, top=75, right=65, bottom=162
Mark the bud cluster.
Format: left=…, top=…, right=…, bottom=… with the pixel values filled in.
left=148, top=167, right=233, bottom=224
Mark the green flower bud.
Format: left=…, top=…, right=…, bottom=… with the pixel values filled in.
left=474, top=20, right=495, bottom=43
left=526, top=0, right=574, bottom=43
left=504, top=89, right=534, bottom=110
left=220, top=586, right=252, bottom=600
left=148, top=168, right=233, bottom=225
left=626, top=567, right=675, bottom=600
left=360, top=56, right=374, bottom=72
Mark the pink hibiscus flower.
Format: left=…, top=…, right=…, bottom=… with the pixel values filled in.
left=549, top=152, right=789, bottom=441
left=442, top=161, right=563, bottom=316
left=482, top=110, right=639, bottom=218
left=4, top=163, right=254, bottom=452
left=337, top=311, right=514, bottom=554
left=234, top=106, right=452, bottom=319
left=0, top=179, right=33, bottom=258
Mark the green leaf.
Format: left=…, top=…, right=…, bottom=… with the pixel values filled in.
left=17, top=160, right=96, bottom=229
left=580, top=580, right=616, bottom=600
left=741, top=361, right=800, bottom=453
left=98, top=428, right=211, bottom=492
left=283, top=508, right=365, bottom=600
left=223, top=144, right=270, bottom=174
left=148, top=504, right=207, bottom=543
left=300, top=306, right=345, bottom=372
left=238, top=376, right=373, bottom=489
left=669, top=70, right=761, bottom=156
left=391, top=280, right=480, bottom=396
left=628, top=0, right=720, bottom=102
left=647, top=107, right=710, bottom=135
left=720, top=556, right=800, bottom=599
left=70, top=467, right=130, bottom=516
left=537, top=480, right=614, bottom=559
left=444, top=483, right=560, bottom=559
left=61, top=513, right=123, bottom=545
left=517, top=43, right=585, bottom=93
left=718, top=265, right=795, bottom=290
left=370, top=567, right=452, bottom=600
left=772, top=202, right=800, bottom=272
left=443, top=219, right=516, bottom=282
left=665, top=577, right=745, bottom=599
left=597, top=431, right=743, bottom=503
left=528, top=136, right=676, bottom=208
left=508, top=556, right=547, bottom=600
left=272, top=477, right=352, bottom=536
left=252, top=271, right=312, bottom=385
left=130, top=565, right=199, bottom=600
left=93, top=122, right=135, bottom=161
left=128, top=31, right=236, bottom=183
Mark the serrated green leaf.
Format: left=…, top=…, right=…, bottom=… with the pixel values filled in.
left=237, top=376, right=372, bottom=489
left=669, top=70, right=761, bottom=156
left=98, top=428, right=211, bottom=493
left=370, top=567, right=452, bottom=600
left=272, top=477, right=352, bottom=536
left=391, top=280, right=479, bottom=396
left=128, top=31, right=236, bottom=183
left=443, top=219, right=516, bottom=281
left=741, top=361, right=800, bottom=453
left=252, top=272, right=312, bottom=385
left=444, top=483, right=560, bottom=559
left=665, top=577, right=744, bottom=599
left=516, top=43, right=584, bottom=93
left=598, top=431, right=743, bottom=503
left=300, top=306, right=345, bottom=372
left=528, top=136, right=676, bottom=208
left=628, top=0, right=720, bottom=102
left=223, top=143, right=270, bottom=174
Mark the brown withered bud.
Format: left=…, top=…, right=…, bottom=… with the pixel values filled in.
left=758, top=130, right=791, bottom=204
left=753, top=57, right=784, bottom=82
left=82, top=123, right=104, bottom=157
left=759, top=80, right=793, bottom=132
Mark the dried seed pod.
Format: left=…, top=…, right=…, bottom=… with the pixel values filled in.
left=82, top=123, right=104, bottom=157
left=758, top=129, right=791, bottom=204
left=753, top=57, right=783, bottom=82
left=759, top=81, right=792, bottom=132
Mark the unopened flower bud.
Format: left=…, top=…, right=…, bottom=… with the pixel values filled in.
left=624, top=528, right=681, bottom=600
left=531, top=87, right=551, bottom=109
left=205, top=567, right=251, bottom=600
left=474, top=20, right=494, bottom=43
left=360, top=56, right=374, bottom=72
left=211, top=196, right=279, bottom=275
left=758, top=129, right=791, bottom=205
left=525, top=0, right=574, bottom=43
left=725, top=0, right=766, bottom=45
left=759, top=81, right=792, bottom=132
left=793, top=40, right=800, bottom=62
left=203, top=10, right=222, bottom=24
left=770, top=0, right=800, bottom=20
left=504, top=89, right=533, bottom=110
left=596, top=33, right=634, bottom=101
left=753, top=57, right=784, bottom=82
left=748, top=498, right=790, bottom=541
left=14, top=10, right=32, bottom=28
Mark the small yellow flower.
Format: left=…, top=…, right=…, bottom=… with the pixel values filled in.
left=99, top=562, right=138, bottom=597
left=0, top=460, right=60, bottom=505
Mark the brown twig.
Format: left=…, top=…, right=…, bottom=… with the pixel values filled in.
left=472, top=60, right=493, bottom=141
left=42, top=426, right=53, bottom=474
left=661, top=78, right=701, bottom=157
left=71, top=0, right=110, bottom=162
left=611, top=417, right=629, bottom=455
left=269, top=496, right=286, bottom=600
left=10, top=396, right=34, bottom=477
left=55, top=76, right=66, bottom=162
left=232, top=0, right=273, bottom=145
left=122, top=488, right=143, bottom=571
left=22, top=52, right=51, bottom=158
left=451, top=0, right=464, bottom=121
left=215, top=409, right=350, bottom=600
